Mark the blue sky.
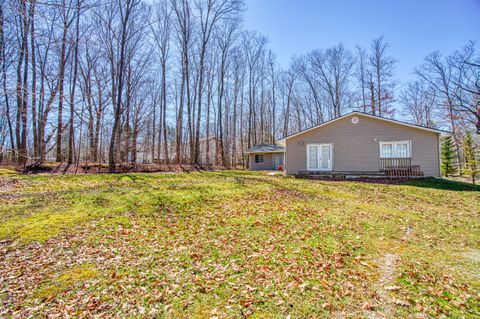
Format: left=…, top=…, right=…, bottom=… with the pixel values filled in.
left=244, top=0, right=479, bottom=87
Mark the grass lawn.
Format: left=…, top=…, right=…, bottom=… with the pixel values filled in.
left=0, top=170, right=479, bottom=318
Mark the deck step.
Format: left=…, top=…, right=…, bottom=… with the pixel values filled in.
left=292, top=170, right=428, bottom=180
left=383, top=165, right=423, bottom=177
left=297, top=171, right=386, bottom=177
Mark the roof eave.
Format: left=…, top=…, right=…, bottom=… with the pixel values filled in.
left=439, top=131, right=453, bottom=137
left=277, top=111, right=451, bottom=141
left=245, top=150, right=285, bottom=154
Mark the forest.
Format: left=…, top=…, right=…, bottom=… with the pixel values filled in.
left=0, top=0, right=479, bottom=170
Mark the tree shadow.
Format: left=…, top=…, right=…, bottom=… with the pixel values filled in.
left=403, top=178, right=480, bottom=192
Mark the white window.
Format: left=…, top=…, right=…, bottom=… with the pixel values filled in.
left=308, top=145, right=318, bottom=169
left=254, top=154, right=264, bottom=164
left=380, top=142, right=394, bottom=158
left=307, top=144, right=332, bottom=170
left=379, top=141, right=411, bottom=158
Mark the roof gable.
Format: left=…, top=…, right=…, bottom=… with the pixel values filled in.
left=277, top=112, right=450, bottom=146
left=246, top=144, right=285, bottom=153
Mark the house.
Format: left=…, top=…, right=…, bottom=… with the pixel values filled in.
left=246, top=144, right=285, bottom=170
left=248, top=112, right=450, bottom=177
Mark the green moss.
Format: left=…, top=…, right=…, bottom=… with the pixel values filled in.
left=0, top=168, right=18, bottom=176
left=1, top=172, right=478, bottom=317
left=36, top=264, right=98, bottom=299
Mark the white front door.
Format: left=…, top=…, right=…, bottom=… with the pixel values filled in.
left=307, top=144, right=333, bottom=171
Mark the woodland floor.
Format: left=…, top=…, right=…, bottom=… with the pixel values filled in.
left=0, top=170, right=479, bottom=318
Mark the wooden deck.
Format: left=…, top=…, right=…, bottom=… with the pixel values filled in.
left=379, top=158, right=424, bottom=177
left=296, top=158, right=424, bottom=179
left=296, top=171, right=387, bottom=179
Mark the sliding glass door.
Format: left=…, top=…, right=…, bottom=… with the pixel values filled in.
left=307, top=144, right=332, bottom=171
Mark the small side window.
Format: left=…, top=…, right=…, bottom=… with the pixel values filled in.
left=255, top=154, right=264, bottom=164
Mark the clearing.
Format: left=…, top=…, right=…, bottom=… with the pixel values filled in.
left=0, top=170, right=479, bottom=318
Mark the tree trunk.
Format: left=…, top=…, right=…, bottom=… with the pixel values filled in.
left=185, top=53, right=192, bottom=163
left=131, top=120, right=138, bottom=164
left=30, top=1, right=38, bottom=159
left=217, top=61, right=226, bottom=165
left=160, top=60, right=168, bottom=163
left=56, top=20, right=68, bottom=162
left=0, top=4, right=14, bottom=157
left=68, top=0, right=81, bottom=164
left=109, top=0, right=134, bottom=169
left=205, top=72, right=212, bottom=164
left=370, top=78, right=375, bottom=115
left=20, top=2, right=30, bottom=166
left=232, top=75, right=239, bottom=167
left=193, top=45, right=207, bottom=164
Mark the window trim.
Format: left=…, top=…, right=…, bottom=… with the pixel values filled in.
left=379, top=140, right=412, bottom=158
left=306, top=143, right=333, bottom=171
left=254, top=154, right=264, bottom=164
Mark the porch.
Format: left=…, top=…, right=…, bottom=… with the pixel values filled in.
left=297, top=157, right=424, bottom=179
left=379, top=158, right=423, bottom=177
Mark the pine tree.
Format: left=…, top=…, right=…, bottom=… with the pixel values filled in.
left=463, top=131, right=479, bottom=184
left=441, top=136, right=455, bottom=177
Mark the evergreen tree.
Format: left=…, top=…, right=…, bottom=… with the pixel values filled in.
left=463, top=131, right=479, bottom=184
left=441, top=136, right=455, bottom=177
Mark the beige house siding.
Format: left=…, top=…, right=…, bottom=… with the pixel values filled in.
left=285, top=114, right=441, bottom=176
left=249, top=153, right=284, bottom=170
left=249, top=153, right=273, bottom=170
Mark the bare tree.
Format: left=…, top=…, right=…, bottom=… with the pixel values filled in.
left=416, top=51, right=463, bottom=172
left=369, top=36, right=397, bottom=117
left=267, top=50, right=279, bottom=142
left=192, top=0, right=242, bottom=164
left=400, top=81, right=435, bottom=127
left=0, top=1, right=15, bottom=158
left=292, top=56, right=323, bottom=124
left=36, top=6, right=60, bottom=163
left=14, top=0, right=32, bottom=165
left=242, top=30, right=267, bottom=148
left=55, top=0, right=77, bottom=162
left=152, top=0, right=172, bottom=162
left=308, top=44, right=354, bottom=118
left=106, top=0, right=142, bottom=168
left=214, top=19, right=238, bottom=165
left=450, top=42, right=480, bottom=134
left=355, top=45, right=368, bottom=112
left=281, top=69, right=295, bottom=137
left=171, top=0, right=193, bottom=164
left=67, top=0, right=82, bottom=164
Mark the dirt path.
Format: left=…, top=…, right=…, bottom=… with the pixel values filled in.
left=332, top=253, right=400, bottom=319
left=332, top=224, right=415, bottom=319
left=364, top=253, right=399, bottom=319
left=365, top=224, right=413, bottom=318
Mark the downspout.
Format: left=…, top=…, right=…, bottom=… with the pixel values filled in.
left=437, top=133, right=441, bottom=178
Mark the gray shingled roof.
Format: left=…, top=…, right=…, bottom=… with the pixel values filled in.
left=246, top=144, right=285, bottom=153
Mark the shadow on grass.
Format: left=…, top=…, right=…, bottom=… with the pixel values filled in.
left=403, top=178, right=480, bottom=192
left=296, top=176, right=480, bottom=192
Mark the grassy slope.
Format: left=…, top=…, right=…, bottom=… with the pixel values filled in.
left=0, top=170, right=478, bottom=318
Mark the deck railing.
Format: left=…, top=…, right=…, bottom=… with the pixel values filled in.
left=379, top=157, right=423, bottom=177
left=379, top=157, right=412, bottom=171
